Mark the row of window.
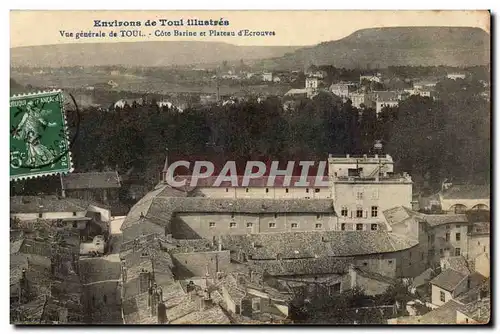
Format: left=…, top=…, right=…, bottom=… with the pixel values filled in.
left=445, top=232, right=461, bottom=242
left=225, top=188, right=323, bottom=193
left=229, top=213, right=325, bottom=219
left=209, top=221, right=325, bottom=229
left=37, top=212, right=78, bottom=218
left=340, top=206, right=378, bottom=218
left=208, top=221, right=379, bottom=231
left=438, top=247, right=461, bottom=256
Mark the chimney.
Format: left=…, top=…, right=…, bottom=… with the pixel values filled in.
left=217, top=236, right=222, bottom=251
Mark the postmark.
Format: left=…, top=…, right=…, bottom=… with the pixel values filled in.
left=10, top=90, right=74, bottom=181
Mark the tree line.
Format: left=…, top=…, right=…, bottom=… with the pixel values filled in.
left=11, top=77, right=490, bottom=198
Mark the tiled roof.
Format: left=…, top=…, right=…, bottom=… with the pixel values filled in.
left=11, top=239, right=24, bottom=254
left=417, top=300, right=462, bottom=324
left=371, top=91, right=400, bottom=101
left=62, top=171, right=121, bottom=190
left=354, top=267, right=397, bottom=285
left=383, top=206, right=415, bottom=226
left=252, top=257, right=353, bottom=276
left=430, top=269, right=467, bottom=292
left=10, top=196, right=90, bottom=213
left=442, top=256, right=470, bottom=275
left=79, top=257, right=122, bottom=284
left=220, top=231, right=418, bottom=260
left=411, top=268, right=438, bottom=288
left=422, top=214, right=468, bottom=227
left=120, top=248, right=174, bottom=282
left=440, top=184, right=490, bottom=200
left=458, top=298, right=490, bottom=323
left=122, top=190, right=335, bottom=231
left=170, top=302, right=231, bottom=324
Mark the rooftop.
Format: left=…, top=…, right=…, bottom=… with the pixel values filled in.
left=430, top=268, right=467, bottom=292
left=441, top=256, right=470, bottom=276
left=166, top=175, right=329, bottom=188
left=62, top=171, right=121, bottom=190
left=416, top=300, right=462, bottom=324
left=458, top=298, right=491, bottom=324
left=10, top=196, right=90, bottom=214
left=421, top=214, right=469, bottom=227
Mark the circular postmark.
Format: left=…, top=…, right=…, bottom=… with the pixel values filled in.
left=10, top=92, right=80, bottom=179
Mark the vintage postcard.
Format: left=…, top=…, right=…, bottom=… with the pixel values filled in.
left=10, top=10, right=490, bottom=325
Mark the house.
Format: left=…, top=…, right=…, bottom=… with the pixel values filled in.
left=62, top=171, right=122, bottom=211
left=305, top=77, right=319, bottom=90
left=439, top=184, right=490, bottom=214
left=447, top=73, right=466, bottom=80
left=348, top=92, right=375, bottom=109
left=348, top=266, right=397, bottom=296
left=330, top=83, right=356, bottom=100
left=360, top=74, right=382, bottom=84
left=262, top=73, right=273, bottom=82
left=114, top=98, right=144, bottom=109
left=284, top=88, right=308, bottom=98
left=430, top=269, right=485, bottom=307
left=413, top=80, right=438, bottom=90
left=107, top=80, right=119, bottom=88
left=372, top=91, right=400, bottom=114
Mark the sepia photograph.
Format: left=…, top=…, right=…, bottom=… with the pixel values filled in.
left=9, top=10, right=491, bottom=325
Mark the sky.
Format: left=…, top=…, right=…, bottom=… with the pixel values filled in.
left=10, top=10, right=490, bottom=48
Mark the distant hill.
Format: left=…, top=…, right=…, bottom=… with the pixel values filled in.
left=257, top=27, right=490, bottom=70
left=10, top=41, right=301, bottom=68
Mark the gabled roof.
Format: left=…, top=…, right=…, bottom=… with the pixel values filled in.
left=430, top=268, right=467, bottom=292
left=411, top=267, right=439, bottom=289
left=10, top=196, right=90, bottom=213
left=441, top=256, right=470, bottom=275
left=440, top=184, right=490, bottom=200
left=62, top=171, right=121, bottom=190
left=416, top=300, right=462, bottom=324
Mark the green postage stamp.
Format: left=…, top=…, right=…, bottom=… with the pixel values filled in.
left=10, top=90, right=73, bottom=181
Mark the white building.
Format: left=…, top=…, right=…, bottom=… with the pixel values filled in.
left=305, top=77, right=319, bottom=90
left=360, top=74, right=382, bottom=84
left=262, top=72, right=273, bottom=82
left=328, top=154, right=413, bottom=229
left=447, top=73, right=466, bottom=80
left=330, top=83, right=357, bottom=100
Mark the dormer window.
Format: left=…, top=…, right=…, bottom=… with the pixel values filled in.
left=72, top=212, right=77, bottom=216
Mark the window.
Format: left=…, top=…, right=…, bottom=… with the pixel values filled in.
left=230, top=222, right=236, bottom=228
left=72, top=212, right=77, bottom=216
left=478, top=241, right=480, bottom=246
left=291, top=223, right=298, bottom=229
left=247, top=222, right=253, bottom=228
left=421, top=252, right=424, bottom=260
left=269, top=222, right=276, bottom=228
left=341, top=207, right=348, bottom=217
left=466, top=318, right=469, bottom=324
left=72, top=222, right=78, bottom=228
left=484, top=246, right=486, bottom=252
left=356, top=192, right=363, bottom=200
left=225, top=188, right=228, bottom=192
left=306, top=188, right=309, bottom=193
left=315, top=188, right=320, bottom=193
left=456, top=224, right=461, bottom=228
left=363, top=262, right=368, bottom=266
left=341, top=223, right=346, bottom=231
left=440, top=291, right=446, bottom=303
left=456, top=233, right=461, bottom=241
left=356, top=224, right=363, bottom=231
left=246, top=188, right=249, bottom=193
left=446, top=225, right=451, bottom=229
left=141, top=251, right=149, bottom=257
left=440, top=249, right=443, bottom=255
left=285, top=188, right=289, bottom=193
left=315, top=223, right=322, bottom=229
left=330, top=283, right=341, bottom=295
left=103, top=295, right=107, bottom=304
left=209, top=222, right=216, bottom=228
left=38, top=213, right=43, bottom=218
left=455, top=248, right=461, bottom=256
left=371, top=206, right=378, bottom=217
left=266, top=188, right=269, bottom=193
left=356, top=208, right=363, bottom=218
left=274, top=213, right=278, bottom=219
left=231, top=213, right=235, bottom=219
left=445, top=233, right=450, bottom=242
left=371, top=224, right=378, bottom=231
left=388, top=260, right=393, bottom=265
left=316, top=214, right=321, bottom=219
